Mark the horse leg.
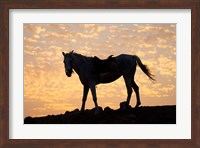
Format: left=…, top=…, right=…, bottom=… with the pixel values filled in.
left=81, top=85, right=89, bottom=112
left=123, top=76, right=133, bottom=107
left=132, top=80, right=141, bottom=108
left=89, top=83, right=100, bottom=114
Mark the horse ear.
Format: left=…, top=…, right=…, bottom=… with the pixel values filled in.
left=62, top=52, right=65, bottom=56
left=71, top=50, right=74, bottom=53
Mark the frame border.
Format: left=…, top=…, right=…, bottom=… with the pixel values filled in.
left=0, top=0, right=199, bottom=147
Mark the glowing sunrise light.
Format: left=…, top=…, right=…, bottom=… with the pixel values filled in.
left=24, top=24, right=176, bottom=117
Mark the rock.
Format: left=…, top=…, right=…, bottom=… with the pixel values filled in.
left=94, top=106, right=103, bottom=115
left=104, top=106, right=113, bottom=112
left=70, top=109, right=80, bottom=115
left=24, top=105, right=176, bottom=124
left=120, top=101, right=132, bottom=110
left=128, top=114, right=136, bottom=123
left=64, top=111, right=70, bottom=115
left=24, top=116, right=32, bottom=124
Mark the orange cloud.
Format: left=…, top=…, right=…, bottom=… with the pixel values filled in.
left=35, top=26, right=46, bottom=34
left=24, top=37, right=38, bottom=43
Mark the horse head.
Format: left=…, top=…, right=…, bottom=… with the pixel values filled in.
left=62, top=51, right=74, bottom=77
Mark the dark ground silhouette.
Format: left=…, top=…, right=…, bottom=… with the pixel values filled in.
left=24, top=105, right=176, bottom=124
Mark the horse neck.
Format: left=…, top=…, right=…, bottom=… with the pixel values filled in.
left=71, top=53, right=91, bottom=74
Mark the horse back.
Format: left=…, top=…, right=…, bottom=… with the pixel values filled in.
left=115, top=54, right=137, bottom=72
left=92, top=55, right=116, bottom=74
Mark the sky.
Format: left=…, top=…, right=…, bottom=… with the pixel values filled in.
left=24, top=24, right=176, bottom=117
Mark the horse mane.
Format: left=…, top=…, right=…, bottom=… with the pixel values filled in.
left=72, top=52, right=91, bottom=58
left=71, top=52, right=93, bottom=63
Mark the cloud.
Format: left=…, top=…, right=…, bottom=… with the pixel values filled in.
left=33, top=35, right=40, bottom=39
left=24, top=37, right=38, bottom=43
left=44, top=32, right=63, bottom=38
left=109, top=25, right=118, bottom=29
left=83, top=24, right=95, bottom=28
left=157, top=37, right=167, bottom=44
left=25, top=63, right=35, bottom=68
left=157, top=55, right=176, bottom=77
left=58, top=24, right=67, bottom=30
left=34, top=46, right=43, bottom=51
left=138, top=43, right=153, bottom=49
left=71, top=39, right=77, bottom=43
left=24, top=50, right=37, bottom=56
left=48, top=46, right=62, bottom=51
left=135, top=50, right=146, bottom=57
left=76, top=32, right=98, bottom=39
left=170, top=24, right=175, bottom=28
left=35, top=26, right=46, bottom=34
left=97, top=26, right=106, bottom=32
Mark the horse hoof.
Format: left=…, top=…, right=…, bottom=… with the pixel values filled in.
left=135, top=104, right=141, bottom=108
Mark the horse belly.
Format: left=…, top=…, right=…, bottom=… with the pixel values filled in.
left=99, top=72, right=121, bottom=83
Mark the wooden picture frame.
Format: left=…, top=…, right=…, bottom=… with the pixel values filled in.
left=0, top=0, right=199, bottom=147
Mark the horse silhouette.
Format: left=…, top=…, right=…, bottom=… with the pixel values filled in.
left=62, top=50, right=155, bottom=113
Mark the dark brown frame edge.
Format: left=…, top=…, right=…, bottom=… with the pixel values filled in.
left=0, top=0, right=199, bottom=148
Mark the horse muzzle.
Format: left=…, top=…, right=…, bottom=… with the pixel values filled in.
left=66, top=71, right=72, bottom=77
left=66, top=69, right=72, bottom=77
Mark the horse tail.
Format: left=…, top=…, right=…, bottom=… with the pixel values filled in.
left=134, top=55, right=155, bottom=81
